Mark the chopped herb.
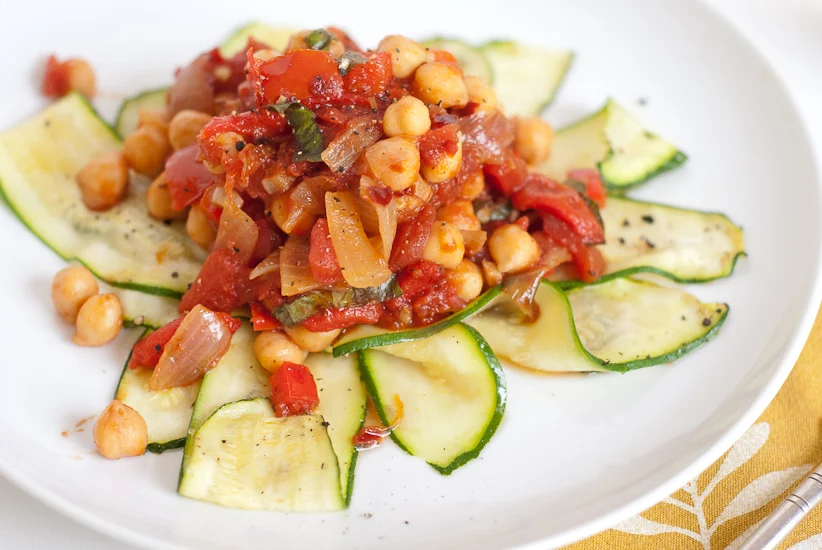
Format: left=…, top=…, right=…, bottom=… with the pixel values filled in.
left=304, top=28, right=332, bottom=50
left=338, top=51, right=368, bottom=76
left=265, top=102, right=324, bottom=162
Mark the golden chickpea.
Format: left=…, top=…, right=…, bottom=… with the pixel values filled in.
left=186, top=207, right=216, bottom=250
left=75, top=150, right=129, bottom=211
left=383, top=96, right=431, bottom=137
left=515, top=117, right=555, bottom=165
left=146, top=173, right=185, bottom=221
left=459, top=170, right=485, bottom=201
left=283, top=325, right=341, bottom=353
left=464, top=75, right=498, bottom=112
left=378, top=35, right=428, bottom=79
left=447, top=259, right=484, bottom=301
left=168, top=110, right=212, bottom=150
left=422, top=221, right=465, bottom=269
left=254, top=330, right=308, bottom=374
left=63, top=59, right=96, bottom=98
left=51, top=266, right=99, bottom=322
left=123, top=125, right=171, bottom=177
left=73, top=293, right=123, bottom=347
left=365, top=136, right=420, bottom=192
left=93, top=400, right=147, bottom=460
left=437, top=200, right=481, bottom=231
left=411, top=62, right=469, bottom=108
left=482, top=260, right=503, bottom=286
left=488, top=224, right=541, bottom=273
left=421, top=133, right=463, bottom=183
left=138, top=108, right=170, bottom=134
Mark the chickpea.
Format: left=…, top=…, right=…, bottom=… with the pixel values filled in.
left=421, top=133, right=463, bottom=183
left=75, top=150, right=129, bottom=211
left=488, top=224, right=541, bottom=273
left=459, top=170, right=485, bottom=201
left=447, top=259, right=484, bottom=301
left=186, top=207, right=216, bottom=250
left=73, top=293, right=123, bottom=347
left=138, top=109, right=169, bottom=134
left=51, top=266, right=99, bottom=322
left=146, top=173, right=185, bottom=221
left=482, top=260, right=503, bottom=286
left=168, top=110, right=212, bottom=150
left=283, top=325, right=341, bottom=353
left=364, top=137, right=420, bottom=192
left=63, top=59, right=96, bottom=98
left=377, top=35, right=428, bottom=79
left=93, top=400, right=148, bottom=460
left=422, top=221, right=465, bottom=269
left=383, top=96, right=431, bottom=137
left=254, top=330, right=308, bottom=374
left=437, top=200, right=480, bottom=231
left=123, top=125, right=171, bottom=177
left=515, top=117, right=555, bottom=165
left=411, top=62, right=468, bottom=108
left=287, top=30, right=345, bottom=57
left=465, top=75, right=498, bottom=112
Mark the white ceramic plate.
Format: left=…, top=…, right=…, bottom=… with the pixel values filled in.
left=0, top=0, right=819, bottom=548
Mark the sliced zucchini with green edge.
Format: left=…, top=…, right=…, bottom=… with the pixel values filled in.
left=114, top=88, right=167, bottom=138
left=480, top=41, right=573, bottom=116
left=0, top=94, right=205, bottom=298
left=358, top=323, right=505, bottom=474
left=535, top=99, right=687, bottom=191
left=467, top=278, right=727, bottom=373
left=115, top=330, right=200, bottom=453
left=305, top=353, right=366, bottom=506
left=186, top=324, right=270, bottom=436
left=120, top=289, right=180, bottom=329
left=333, top=284, right=502, bottom=356
left=422, top=38, right=492, bottom=83
left=178, top=397, right=343, bottom=511
left=557, top=196, right=746, bottom=289
left=220, top=23, right=299, bottom=56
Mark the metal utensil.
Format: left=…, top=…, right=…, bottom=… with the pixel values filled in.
left=736, top=464, right=822, bottom=549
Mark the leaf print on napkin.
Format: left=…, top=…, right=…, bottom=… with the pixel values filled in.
left=611, top=422, right=813, bottom=549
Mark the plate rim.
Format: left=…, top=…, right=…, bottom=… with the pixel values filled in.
left=0, top=0, right=821, bottom=548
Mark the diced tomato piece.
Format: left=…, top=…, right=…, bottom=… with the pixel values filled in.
left=42, top=55, right=69, bottom=98
left=419, top=123, right=460, bottom=171
left=343, top=52, right=392, bottom=95
left=251, top=217, right=283, bottom=265
left=484, top=150, right=529, bottom=196
left=389, top=205, right=437, bottom=271
left=249, top=49, right=343, bottom=106
left=249, top=302, right=281, bottom=331
left=165, top=145, right=216, bottom=210
left=179, top=248, right=255, bottom=314
left=197, top=111, right=288, bottom=171
left=396, top=260, right=443, bottom=299
left=270, top=362, right=320, bottom=417
left=127, top=317, right=184, bottom=370
left=308, top=218, right=344, bottom=283
left=568, top=168, right=607, bottom=208
left=353, top=427, right=388, bottom=450
left=301, top=302, right=382, bottom=332
left=539, top=215, right=606, bottom=282
left=512, top=174, right=605, bottom=244
left=214, top=312, right=242, bottom=333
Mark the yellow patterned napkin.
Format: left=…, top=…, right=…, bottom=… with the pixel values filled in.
left=566, top=308, right=822, bottom=550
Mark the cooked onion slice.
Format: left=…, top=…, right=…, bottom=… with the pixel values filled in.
left=280, top=235, right=334, bottom=297
left=148, top=305, right=234, bottom=391
left=358, top=177, right=397, bottom=260
left=250, top=250, right=280, bottom=280
left=325, top=191, right=392, bottom=288
left=321, top=116, right=382, bottom=174
left=215, top=191, right=258, bottom=263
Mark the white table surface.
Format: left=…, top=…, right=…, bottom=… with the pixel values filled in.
left=2, top=0, right=821, bottom=548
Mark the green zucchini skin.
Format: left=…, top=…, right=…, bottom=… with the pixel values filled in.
left=114, top=87, right=168, bottom=138
left=332, top=285, right=502, bottom=357
left=358, top=323, right=506, bottom=475
left=602, top=150, right=688, bottom=193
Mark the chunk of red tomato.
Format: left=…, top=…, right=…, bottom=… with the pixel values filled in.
left=270, top=362, right=320, bottom=418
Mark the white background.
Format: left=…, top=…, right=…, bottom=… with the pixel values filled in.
left=1, top=0, right=820, bottom=548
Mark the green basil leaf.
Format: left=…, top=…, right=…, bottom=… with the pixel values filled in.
left=305, top=29, right=332, bottom=51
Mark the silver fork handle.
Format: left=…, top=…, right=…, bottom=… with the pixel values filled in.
left=736, top=466, right=822, bottom=550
